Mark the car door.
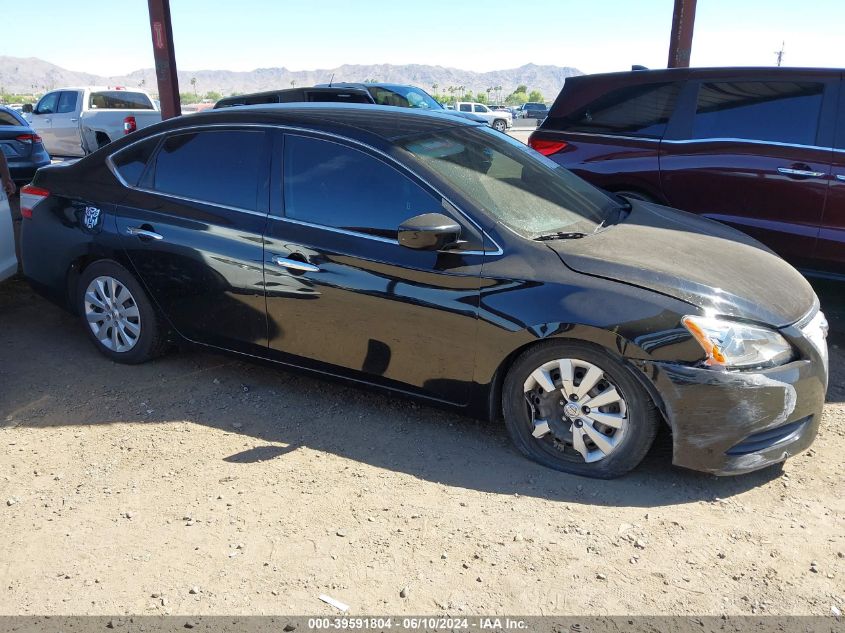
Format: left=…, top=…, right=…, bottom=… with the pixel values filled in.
left=473, top=103, right=491, bottom=123
left=659, top=77, right=837, bottom=268
left=29, top=91, right=60, bottom=152
left=263, top=131, right=484, bottom=404
left=112, top=126, right=272, bottom=354
left=818, top=73, right=845, bottom=277
left=50, top=90, right=82, bottom=156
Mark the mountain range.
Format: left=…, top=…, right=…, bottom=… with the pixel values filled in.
left=0, top=56, right=583, bottom=100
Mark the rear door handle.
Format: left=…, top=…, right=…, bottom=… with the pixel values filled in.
left=126, top=226, right=163, bottom=240
left=835, top=174, right=845, bottom=182
left=777, top=166, right=825, bottom=178
left=271, top=255, right=319, bottom=273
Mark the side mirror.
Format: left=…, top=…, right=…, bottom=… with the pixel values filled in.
left=398, top=213, right=461, bottom=251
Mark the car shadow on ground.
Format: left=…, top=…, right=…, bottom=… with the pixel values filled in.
left=4, top=277, right=839, bottom=508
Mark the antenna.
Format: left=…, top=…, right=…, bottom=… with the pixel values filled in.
left=775, top=41, right=785, bottom=67
left=329, top=73, right=335, bottom=87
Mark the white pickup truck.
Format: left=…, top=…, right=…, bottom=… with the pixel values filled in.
left=30, top=87, right=161, bottom=157
left=455, top=102, right=512, bottom=132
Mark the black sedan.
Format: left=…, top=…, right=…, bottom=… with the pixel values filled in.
left=19, top=104, right=829, bottom=478
left=0, top=105, right=50, bottom=185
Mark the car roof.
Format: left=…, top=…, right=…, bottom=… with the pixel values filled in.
left=570, top=66, right=844, bottom=84
left=127, top=102, right=481, bottom=147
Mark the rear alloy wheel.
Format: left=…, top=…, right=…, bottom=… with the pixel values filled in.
left=77, top=261, right=166, bottom=364
left=503, top=342, right=659, bottom=478
left=492, top=119, right=507, bottom=132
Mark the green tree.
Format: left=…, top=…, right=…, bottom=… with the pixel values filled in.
left=179, top=92, right=200, bottom=104
left=515, top=84, right=528, bottom=94
left=204, top=91, right=222, bottom=102
left=528, top=90, right=544, bottom=103
left=475, top=92, right=488, bottom=104
left=505, top=91, right=528, bottom=106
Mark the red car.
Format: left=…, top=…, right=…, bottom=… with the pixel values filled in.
left=529, top=67, right=844, bottom=279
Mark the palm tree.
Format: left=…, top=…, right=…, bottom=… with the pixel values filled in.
left=290, top=80, right=297, bottom=89
left=190, top=77, right=197, bottom=97
left=432, top=83, right=438, bottom=95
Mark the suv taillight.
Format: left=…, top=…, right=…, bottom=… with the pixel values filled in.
left=16, top=133, right=43, bottom=144
left=20, top=185, right=50, bottom=219
left=528, top=136, right=568, bottom=156
left=123, top=116, right=137, bottom=134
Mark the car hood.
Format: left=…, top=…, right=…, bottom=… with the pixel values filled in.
left=544, top=201, right=816, bottom=328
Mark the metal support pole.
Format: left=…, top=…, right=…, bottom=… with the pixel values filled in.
left=147, top=0, right=181, bottom=119
left=667, top=0, right=697, bottom=68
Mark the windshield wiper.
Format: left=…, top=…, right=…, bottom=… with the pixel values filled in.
left=533, top=231, right=588, bottom=241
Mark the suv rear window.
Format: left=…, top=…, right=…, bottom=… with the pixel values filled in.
left=692, top=81, right=824, bottom=146
left=545, top=82, right=681, bottom=138
left=89, top=91, right=154, bottom=110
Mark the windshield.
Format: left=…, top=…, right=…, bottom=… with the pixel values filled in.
left=399, top=126, right=618, bottom=238
left=367, top=86, right=443, bottom=111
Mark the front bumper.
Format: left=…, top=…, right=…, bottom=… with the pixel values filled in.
left=642, top=317, right=828, bottom=475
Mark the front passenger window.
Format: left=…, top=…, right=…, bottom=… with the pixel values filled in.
left=283, top=135, right=442, bottom=239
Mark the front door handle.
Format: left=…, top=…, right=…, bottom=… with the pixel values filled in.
left=271, top=255, right=319, bottom=273
left=777, top=166, right=825, bottom=178
left=126, top=226, right=163, bottom=240
left=835, top=174, right=845, bottom=182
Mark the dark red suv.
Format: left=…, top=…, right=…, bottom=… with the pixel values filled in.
left=529, top=67, right=844, bottom=279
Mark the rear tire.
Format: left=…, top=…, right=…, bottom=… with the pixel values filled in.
left=76, top=260, right=166, bottom=364
left=502, top=341, right=660, bottom=478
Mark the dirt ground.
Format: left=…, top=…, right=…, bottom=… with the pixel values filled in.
left=0, top=275, right=843, bottom=617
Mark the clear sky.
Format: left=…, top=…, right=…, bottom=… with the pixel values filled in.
left=2, top=0, right=845, bottom=75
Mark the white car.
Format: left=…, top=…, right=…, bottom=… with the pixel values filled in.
left=0, top=188, right=16, bottom=282
left=30, top=87, right=161, bottom=157
left=455, top=102, right=512, bottom=132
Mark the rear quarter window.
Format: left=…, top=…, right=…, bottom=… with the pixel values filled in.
left=545, top=81, right=681, bottom=138
left=111, top=137, right=161, bottom=187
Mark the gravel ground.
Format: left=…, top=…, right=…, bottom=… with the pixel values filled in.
left=0, top=274, right=843, bottom=617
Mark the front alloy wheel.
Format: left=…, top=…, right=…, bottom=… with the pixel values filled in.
left=524, top=358, right=628, bottom=463
left=502, top=342, right=660, bottom=478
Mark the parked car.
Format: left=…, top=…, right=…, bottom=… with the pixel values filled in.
left=455, top=101, right=513, bottom=131
left=30, top=87, right=161, bottom=157
left=0, top=187, right=15, bottom=282
left=215, top=87, right=373, bottom=109
left=520, top=102, right=548, bottom=119
left=529, top=67, right=845, bottom=279
left=20, top=104, right=828, bottom=478
left=0, top=105, right=50, bottom=185
left=316, top=82, right=487, bottom=124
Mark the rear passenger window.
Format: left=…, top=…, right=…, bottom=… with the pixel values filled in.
left=57, top=91, right=78, bottom=114
left=283, top=135, right=440, bottom=238
left=546, top=82, right=681, bottom=138
left=111, top=138, right=160, bottom=187
left=459, top=104, right=472, bottom=112
left=151, top=130, right=266, bottom=210
left=692, top=81, right=824, bottom=145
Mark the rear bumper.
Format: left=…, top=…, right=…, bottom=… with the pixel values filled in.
left=642, top=327, right=828, bottom=475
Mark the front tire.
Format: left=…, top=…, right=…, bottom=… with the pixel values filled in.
left=77, top=260, right=166, bottom=364
left=492, top=119, right=507, bottom=132
left=502, top=341, right=659, bottom=478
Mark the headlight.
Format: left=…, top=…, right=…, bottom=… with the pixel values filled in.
left=681, top=315, right=794, bottom=369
